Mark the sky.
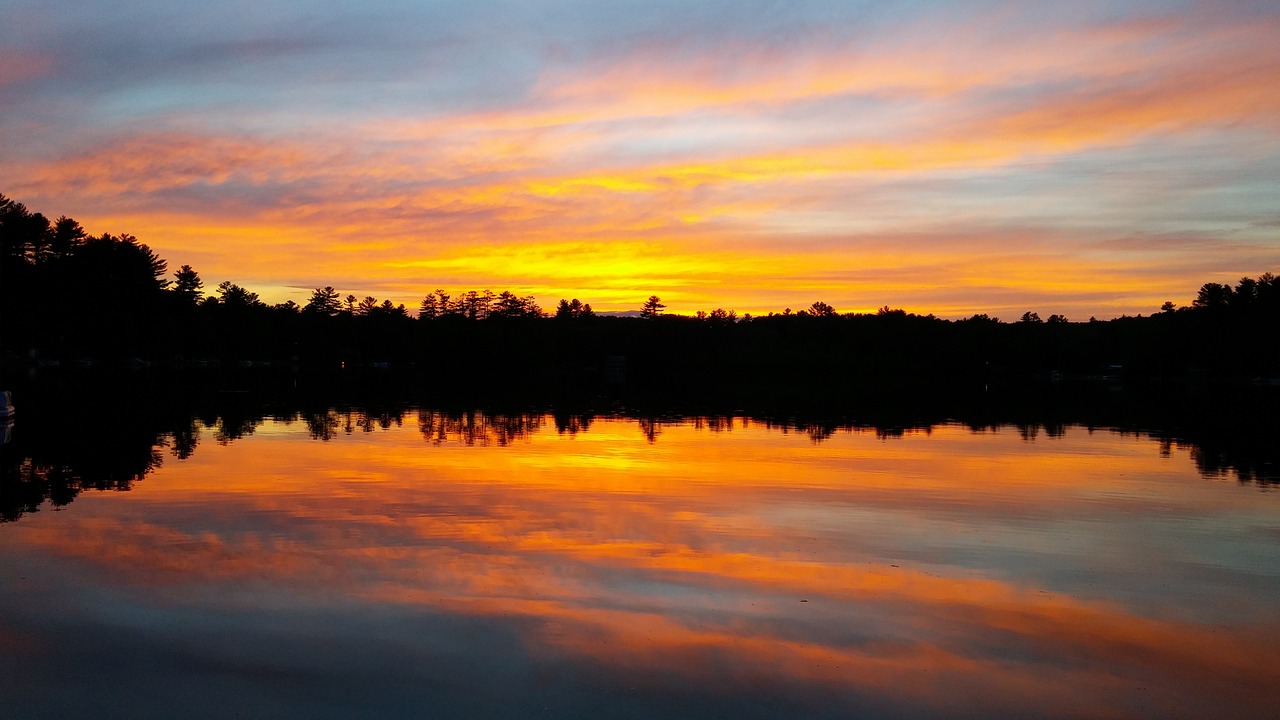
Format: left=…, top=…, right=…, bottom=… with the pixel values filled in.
left=2, top=0, right=1278, bottom=318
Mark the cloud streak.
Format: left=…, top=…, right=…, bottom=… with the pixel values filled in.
left=2, top=0, right=1277, bottom=315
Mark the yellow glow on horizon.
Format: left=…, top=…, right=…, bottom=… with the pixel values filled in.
left=54, top=204, right=1222, bottom=316
left=6, top=8, right=1276, bottom=319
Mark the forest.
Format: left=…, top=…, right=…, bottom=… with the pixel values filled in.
left=2, top=192, right=1278, bottom=392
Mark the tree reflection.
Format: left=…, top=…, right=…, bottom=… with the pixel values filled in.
left=212, top=406, right=263, bottom=444
left=691, top=416, right=734, bottom=433
left=638, top=417, right=662, bottom=443
left=1, top=414, right=166, bottom=522
left=304, top=410, right=341, bottom=441
left=168, top=419, right=200, bottom=459
left=805, top=422, right=837, bottom=443
left=416, top=410, right=544, bottom=446
left=3, top=387, right=1276, bottom=523
left=303, top=407, right=408, bottom=441
left=552, top=412, right=595, bottom=435
left=1179, top=438, right=1277, bottom=486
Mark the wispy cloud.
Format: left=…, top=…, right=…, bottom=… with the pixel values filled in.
left=2, top=0, right=1277, bottom=315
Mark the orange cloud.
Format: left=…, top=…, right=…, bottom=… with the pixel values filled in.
left=5, top=8, right=1277, bottom=317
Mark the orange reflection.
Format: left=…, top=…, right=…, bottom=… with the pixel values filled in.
left=5, top=418, right=1278, bottom=717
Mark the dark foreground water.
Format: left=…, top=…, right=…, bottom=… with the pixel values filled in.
left=2, top=408, right=1278, bottom=719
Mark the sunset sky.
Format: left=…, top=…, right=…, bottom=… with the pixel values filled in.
left=3, top=0, right=1278, bottom=318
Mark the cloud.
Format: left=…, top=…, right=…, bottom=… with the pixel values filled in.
left=2, top=1, right=1278, bottom=316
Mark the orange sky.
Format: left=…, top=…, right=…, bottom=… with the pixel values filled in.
left=2, top=1, right=1278, bottom=317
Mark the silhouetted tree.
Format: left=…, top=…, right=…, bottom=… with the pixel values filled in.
left=1019, top=311, right=1043, bottom=323
left=123, top=234, right=168, bottom=288
left=419, top=291, right=442, bottom=319
left=808, top=301, right=837, bottom=317
left=490, top=291, right=541, bottom=318
left=70, top=233, right=169, bottom=297
left=457, top=290, right=494, bottom=320
left=305, top=286, right=341, bottom=315
left=555, top=298, right=593, bottom=319
left=493, top=291, right=522, bottom=318
left=1193, top=283, right=1232, bottom=309
left=173, top=265, right=204, bottom=304
left=216, top=281, right=262, bottom=307
left=376, top=299, right=409, bottom=318
left=1230, top=276, right=1257, bottom=308
left=434, top=290, right=458, bottom=317
left=1047, top=314, right=1068, bottom=324
left=50, top=216, right=86, bottom=261
left=1257, top=273, right=1278, bottom=309
left=0, top=193, right=26, bottom=262
left=964, top=313, right=1001, bottom=324
left=640, top=295, right=665, bottom=319
left=0, top=195, right=51, bottom=264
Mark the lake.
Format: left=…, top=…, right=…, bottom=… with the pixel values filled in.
left=2, top=405, right=1278, bottom=719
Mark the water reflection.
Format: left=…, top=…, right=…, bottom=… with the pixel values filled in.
left=3, top=399, right=1278, bottom=524
left=0, top=415, right=163, bottom=522
left=1, top=405, right=1278, bottom=719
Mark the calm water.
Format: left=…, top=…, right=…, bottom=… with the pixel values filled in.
left=2, top=410, right=1278, bottom=719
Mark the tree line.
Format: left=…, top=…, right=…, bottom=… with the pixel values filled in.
left=2, top=193, right=1277, bottom=383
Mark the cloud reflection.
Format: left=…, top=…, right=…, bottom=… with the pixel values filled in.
left=3, top=418, right=1279, bottom=718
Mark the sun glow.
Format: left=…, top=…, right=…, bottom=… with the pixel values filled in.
left=3, top=2, right=1277, bottom=316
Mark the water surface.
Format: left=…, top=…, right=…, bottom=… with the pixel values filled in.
left=2, top=410, right=1277, bottom=718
